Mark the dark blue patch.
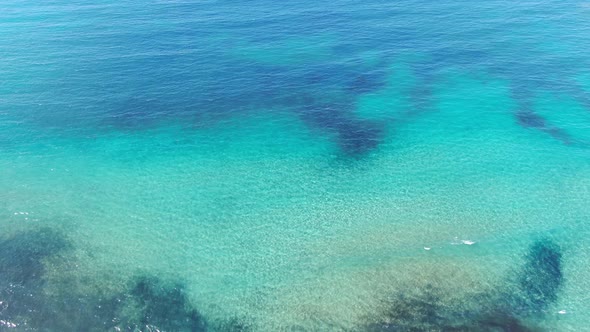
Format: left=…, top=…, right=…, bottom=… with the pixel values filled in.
left=0, top=229, right=72, bottom=329
left=298, top=102, right=384, bottom=156
left=345, top=70, right=388, bottom=95
left=336, top=120, right=384, bottom=156
left=129, top=275, right=207, bottom=332
left=515, top=110, right=572, bottom=144
left=512, top=87, right=547, bottom=129
left=471, top=313, right=538, bottom=332
left=516, top=110, right=546, bottom=128
left=364, top=285, right=539, bottom=332
left=37, top=292, right=125, bottom=331
left=0, top=228, right=71, bottom=285
left=0, top=229, right=223, bottom=331
left=364, top=239, right=563, bottom=331
left=516, top=239, right=562, bottom=313
left=213, top=317, right=252, bottom=332
left=512, top=86, right=573, bottom=144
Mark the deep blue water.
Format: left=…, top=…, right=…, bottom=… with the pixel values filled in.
left=1, top=0, right=590, bottom=331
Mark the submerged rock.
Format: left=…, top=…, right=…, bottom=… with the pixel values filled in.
left=0, top=228, right=72, bottom=329
left=0, top=228, right=71, bottom=285
left=515, top=239, right=563, bottom=314
left=124, top=275, right=207, bottom=332
left=0, top=228, right=212, bottom=332
left=364, top=239, right=564, bottom=331
left=298, top=102, right=385, bottom=157
left=516, top=110, right=547, bottom=128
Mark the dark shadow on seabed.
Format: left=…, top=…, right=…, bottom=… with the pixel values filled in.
left=361, top=238, right=563, bottom=332
left=297, top=99, right=386, bottom=157
left=0, top=229, right=250, bottom=332
left=0, top=225, right=569, bottom=332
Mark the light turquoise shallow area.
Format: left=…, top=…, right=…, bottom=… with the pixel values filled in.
left=2, top=66, right=590, bottom=330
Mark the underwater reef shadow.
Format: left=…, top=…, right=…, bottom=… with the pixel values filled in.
left=294, top=96, right=386, bottom=158
left=1, top=228, right=72, bottom=330
left=511, top=85, right=575, bottom=146
left=0, top=228, right=249, bottom=332
left=360, top=238, right=563, bottom=332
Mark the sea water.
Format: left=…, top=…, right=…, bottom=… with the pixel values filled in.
left=1, top=0, right=590, bottom=331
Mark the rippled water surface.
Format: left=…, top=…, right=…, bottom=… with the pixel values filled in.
left=1, top=0, right=590, bottom=331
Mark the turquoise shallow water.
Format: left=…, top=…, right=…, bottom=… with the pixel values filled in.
left=2, top=1, right=590, bottom=331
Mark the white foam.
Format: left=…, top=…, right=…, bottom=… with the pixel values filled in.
left=0, top=320, right=16, bottom=328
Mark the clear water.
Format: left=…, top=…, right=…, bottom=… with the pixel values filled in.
left=1, top=1, right=590, bottom=331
